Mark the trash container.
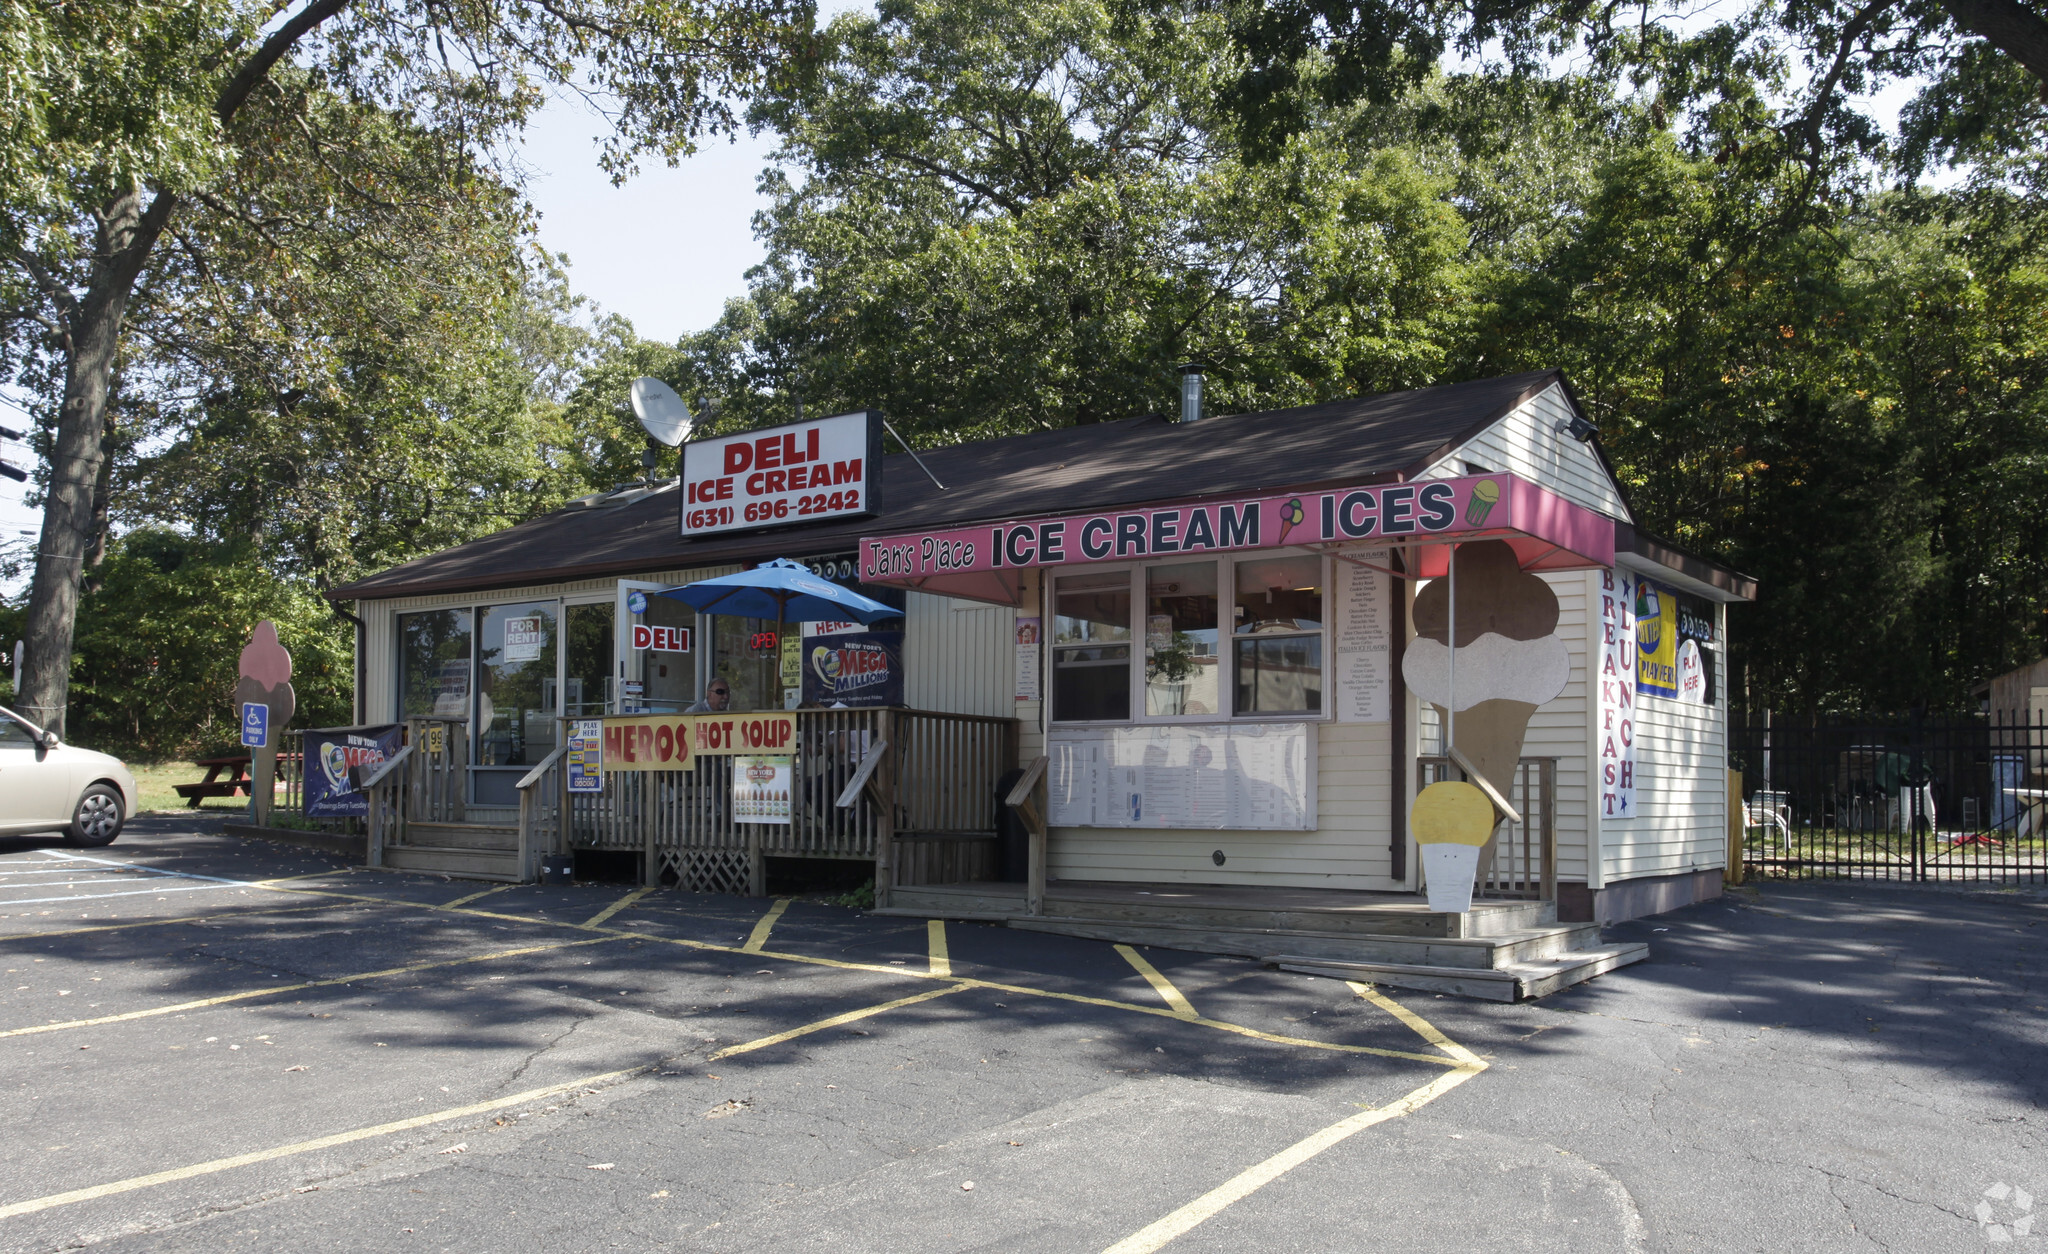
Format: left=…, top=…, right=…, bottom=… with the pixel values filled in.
left=539, top=854, right=574, bottom=886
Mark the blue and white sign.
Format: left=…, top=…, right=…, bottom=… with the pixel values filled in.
left=240, top=702, right=270, bottom=748
left=627, top=589, right=649, bottom=615
left=567, top=719, right=604, bottom=793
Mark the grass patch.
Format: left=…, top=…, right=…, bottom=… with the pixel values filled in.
left=126, top=760, right=254, bottom=816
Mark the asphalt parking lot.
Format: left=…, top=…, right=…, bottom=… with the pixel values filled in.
left=0, top=818, right=2041, bottom=1253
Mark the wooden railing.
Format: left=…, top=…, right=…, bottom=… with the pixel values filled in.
left=357, top=745, right=413, bottom=869
left=516, top=746, right=566, bottom=883
left=1417, top=756, right=1557, bottom=901
left=565, top=707, right=1014, bottom=897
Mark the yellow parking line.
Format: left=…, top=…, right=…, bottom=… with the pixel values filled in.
left=582, top=886, right=653, bottom=928
left=709, top=984, right=972, bottom=1060
left=740, top=898, right=791, bottom=953
left=246, top=869, right=364, bottom=888
left=1114, top=945, right=1196, bottom=1019
left=928, top=920, right=951, bottom=978
left=0, top=902, right=349, bottom=942
left=236, top=882, right=1458, bottom=1065
left=0, top=937, right=618, bottom=1039
left=1347, top=981, right=1485, bottom=1066
left=0, top=1065, right=646, bottom=1222
left=1101, top=1062, right=1485, bottom=1253
left=445, top=886, right=513, bottom=910
left=1101, top=989, right=1488, bottom=1253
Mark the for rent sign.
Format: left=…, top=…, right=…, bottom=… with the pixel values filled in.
left=680, top=411, right=881, bottom=539
left=599, top=712, right=797, bottom=771
left=858, top=473, right=1613, bottom=583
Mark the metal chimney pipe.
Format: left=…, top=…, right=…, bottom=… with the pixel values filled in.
left=1178, top=362, right=1205, bottom=424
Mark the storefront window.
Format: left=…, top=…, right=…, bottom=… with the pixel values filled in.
left=563, top=602, right=613, bottom=718
left=1054, top=571, right=1132, bottom=721
left=714, top=615, right=784, bottom=711
left=476, top=602, right=558, bottom=767
left=1233, top=555, right=1323, bottom=714
left=398, top=609, right=471, bottom=719
left=1145, top=562, right=1218, bottom=716
left=642, top=594, right=699, bottom=712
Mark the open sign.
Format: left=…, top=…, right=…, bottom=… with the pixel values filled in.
left=631, top=624, right=692, bottom=653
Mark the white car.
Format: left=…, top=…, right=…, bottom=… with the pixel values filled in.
left=0, top=705, right=136, bottom=846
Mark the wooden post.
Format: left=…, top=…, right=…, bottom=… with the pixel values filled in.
left=1005, top=755, right=1050, bottom=916
left=872, top=710, right=896, bottom=908
left=366, top=785, right=384, bottom=868
left=1727, top=768, right=1746, bottom=886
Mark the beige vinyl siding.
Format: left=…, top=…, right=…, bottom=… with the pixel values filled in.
left=904, top=591, right=1015, bottom=717
left=1417, top=383, right=1629, bottom=521
left=1016, top=570, right=1046, bottom=768
left=1597, top=607, right=1729, bottom=882
left=1045, top=720, right=1398, bottom=889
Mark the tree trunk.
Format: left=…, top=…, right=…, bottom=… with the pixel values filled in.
left=1939, top=0, right=2048, bottom=90
left=16, top=187, right=175, bottom=737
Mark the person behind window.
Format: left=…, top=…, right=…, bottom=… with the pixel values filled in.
left=685, top=680, right=734, bottom=714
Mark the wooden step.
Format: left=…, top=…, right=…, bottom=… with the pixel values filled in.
left=403, top=821, right=519, bottom=850
left=885, top=884, right=1554, bottom=937
left=383, top=845, right=523, bottom=883
left=1270, top=943, right=1650, bottom=1003
left=995, top=913, right=1604, bottom=971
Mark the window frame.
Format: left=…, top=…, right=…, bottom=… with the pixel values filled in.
left=1048, top=552, right=1332, bottom=727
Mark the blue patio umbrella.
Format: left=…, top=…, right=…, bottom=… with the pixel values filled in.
left=653, top=558, right=901, bottom=630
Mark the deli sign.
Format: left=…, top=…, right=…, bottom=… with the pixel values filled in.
left=631, top=624, right=692, bottom=653
left=680, top=410, right=882, bottom=539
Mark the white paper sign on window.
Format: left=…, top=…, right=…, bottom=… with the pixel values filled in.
left=1598, top=568, right=1636, bottom=818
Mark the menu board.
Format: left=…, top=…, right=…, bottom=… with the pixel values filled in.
left=1047, top=723, right=1314, bottom=831
left=1334, top=549, right=1392, bottom=723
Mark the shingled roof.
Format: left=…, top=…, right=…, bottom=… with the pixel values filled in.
left=330, top=369, right=1583, bottom=602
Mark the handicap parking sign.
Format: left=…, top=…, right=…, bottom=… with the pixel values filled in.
left=241, top=702, right=269, bottom=748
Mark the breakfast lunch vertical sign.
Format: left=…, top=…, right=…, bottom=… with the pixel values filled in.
left=1599, top=567, right=1637, bottom=819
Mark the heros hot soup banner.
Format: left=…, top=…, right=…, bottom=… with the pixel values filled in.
left=599, top=712, right=797, bottom=772
left=857, top=473, right=1613, bottom=584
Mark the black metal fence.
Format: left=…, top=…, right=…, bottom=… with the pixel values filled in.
left=1731, top=714, right=2048, bottom=883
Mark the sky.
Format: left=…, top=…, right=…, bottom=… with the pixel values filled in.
left=520, top=96, right=783, bottom=344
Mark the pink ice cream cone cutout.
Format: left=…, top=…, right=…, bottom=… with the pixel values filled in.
left=1400, top=541, right=1569, bottom=901
left=1275, top=498, right=1305, bottom=546
left=233, top=621, right=296, bottom=825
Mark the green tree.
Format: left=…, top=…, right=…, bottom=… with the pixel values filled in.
left=5, top=530, right=353, bottom=759
left=2, top=0, right=818, bottom=735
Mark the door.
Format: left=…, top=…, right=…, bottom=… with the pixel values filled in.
left=0, top=711, right=71, bottom=833
left=616, top=580, right=702, bottom=714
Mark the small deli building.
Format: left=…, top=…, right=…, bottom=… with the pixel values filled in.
left=329, top=369, right=1754, bottom=951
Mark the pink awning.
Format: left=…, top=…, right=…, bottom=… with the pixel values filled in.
left=857, top=472, right=1616, bottom=603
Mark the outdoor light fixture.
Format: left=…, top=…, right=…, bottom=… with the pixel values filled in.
left=1554, top=414, right=1599, bottom=442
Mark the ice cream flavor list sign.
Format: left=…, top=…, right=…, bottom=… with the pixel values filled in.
left=1599, top=567, right=1638, bottom=818
left=1335, top=550, right=1391, bottom=723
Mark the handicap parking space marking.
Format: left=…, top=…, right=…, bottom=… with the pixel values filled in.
left=0, top=901, right=351, bottom=944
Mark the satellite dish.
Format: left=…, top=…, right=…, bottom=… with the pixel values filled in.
left=630, top=377, right=693, bottom=447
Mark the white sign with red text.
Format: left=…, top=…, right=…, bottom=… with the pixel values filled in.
left=631, top=624, right=692, bottom=653
left=680, top=411, right=879, bottom=538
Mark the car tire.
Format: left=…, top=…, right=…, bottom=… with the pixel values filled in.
left=65, top=783, right=125, bottom=848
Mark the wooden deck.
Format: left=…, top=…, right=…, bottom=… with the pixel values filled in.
left=877, top=878, right=1646, bottom=1003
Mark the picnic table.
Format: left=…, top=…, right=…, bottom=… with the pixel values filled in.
left=174, top=755, right=252, bottom=807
